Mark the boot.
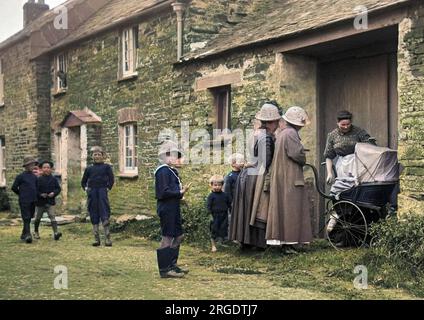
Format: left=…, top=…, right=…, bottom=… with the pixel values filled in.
left=157, top=247, right=184, bottom=278
left=103, top=221, right=112, bottom=247
left=51, top=222, right=62, bottom=241
left=34, top=220, right=41, bottom=239
left=92, top=224, right=101, bottom=246
left=211, top=239, right=217, bottom=253
left=170, top=246, right=189, bottom=274
left=23, top=220, right=32, bottom=244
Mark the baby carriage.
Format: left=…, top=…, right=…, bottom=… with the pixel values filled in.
left=305, top=143, right=400, bottom=249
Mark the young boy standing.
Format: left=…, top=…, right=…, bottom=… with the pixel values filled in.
left=34, top=161, right=62, bottom=241
left=81, top=146, right=114, bottom=247
left=223, top=153, right=245, bottom=203
left=207, top=175, right=232, bottom=252
left=12, top=157, right=39, bottom=243
left=155, top=141, right=190, bottom=278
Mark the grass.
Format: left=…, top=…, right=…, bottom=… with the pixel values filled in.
left=0, top=219, right=421, bottom=300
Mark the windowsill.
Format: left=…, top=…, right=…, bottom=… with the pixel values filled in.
left=53, top=88, right=68, bottom=97
left=117, top=172, right=139, bottom=179
left=118, top=72, right=138, bottom=82
left=0, top=102, right=4, bottom=108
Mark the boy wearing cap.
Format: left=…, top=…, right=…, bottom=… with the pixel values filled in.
left=81, top=146, right=114, bottom=247
left=34, top=160, right=62, bottom=241
left=155, top=141, right=190, bottom=278
left=12, top=157, right=39, bottom=243
left=207, top=175, right=232, bottom=252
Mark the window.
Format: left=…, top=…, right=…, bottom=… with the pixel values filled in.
left=120, top=123, right=138, bottom=175
left=54, top=53, right=67, bottom=93
left=0, top=59, right=4, bottom=106
left=211, top=86, right=231, bottom=130
left=119, top=27, right=138, bottom=79
left=0, top=137, right=5, bottom=187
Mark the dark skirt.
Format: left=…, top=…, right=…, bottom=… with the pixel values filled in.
left=210, top=211, right=228, bottom=240
left=87, top=187, right=111, bottom=225
left=229, top=168, right=258, bottom=245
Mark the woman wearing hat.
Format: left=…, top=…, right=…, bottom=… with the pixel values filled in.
left=266, top=106, right=313, bottom=250
left=11, top=157, right=39, bottom=243
left=230, top=102, right=280, bottom=249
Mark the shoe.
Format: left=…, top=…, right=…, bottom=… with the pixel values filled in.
left=33, top=232, right=40, bottom=240
left=25, top=235, right=33, bottom=244
left=54, top=232, right=62, bottom=241
left=173, top=266, right=189, bottom=274
left=160, top=270, right=184, bottom=278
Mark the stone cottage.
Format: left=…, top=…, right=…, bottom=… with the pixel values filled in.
left=0, top=0, right=422, bottom=230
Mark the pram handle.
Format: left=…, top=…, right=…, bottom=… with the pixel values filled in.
left=304, top=163, right=333, bottom=200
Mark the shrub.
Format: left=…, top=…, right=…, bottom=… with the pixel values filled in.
left=110, top=199, right=212, bottom=246
left=369, top=214, right=424, bottom=272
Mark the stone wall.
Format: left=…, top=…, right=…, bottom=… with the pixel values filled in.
left=0, top=40, right=51, bottom=213
left=397, top=1, right=424, bottom=215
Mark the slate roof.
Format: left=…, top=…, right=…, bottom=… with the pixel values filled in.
left=182, top=0, right=411, bottom=61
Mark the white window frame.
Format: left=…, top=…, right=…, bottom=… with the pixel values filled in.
left=121, top=27, right=137, bottom=77
left=0, top=59, right=4, bottom=107
left=120, top=123, right=138, bottom=175
left=55, top=53, right=68, bottom=92
left=0, top=138, right=6, bottom=187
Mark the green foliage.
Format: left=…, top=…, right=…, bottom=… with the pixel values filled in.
left=0, top=189, right=10, bottom=211
left=110, top=200, right=212, bottom=245
left=361, top=215, right=424, bottom=297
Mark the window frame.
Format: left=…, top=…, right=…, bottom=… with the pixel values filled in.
left=119, top=26, right=138, bottom=80
left=0, top=59, right=4, bottom=107
left=0, top=137, right=6, bottom=187
left=53, top=52, right=68, bottom=94
left=211, top=85, right=232, bottom=131
left=120, top=123, right=138, bottom=175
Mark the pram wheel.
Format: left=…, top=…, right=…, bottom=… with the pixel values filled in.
left=326, top=201, right=368, bottom=250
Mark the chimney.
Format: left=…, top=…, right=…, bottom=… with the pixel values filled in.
left=23, top=0, right=50, bottom=28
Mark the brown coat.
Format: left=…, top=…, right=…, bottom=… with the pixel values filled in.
left=266, top=126, right=312, bottom=243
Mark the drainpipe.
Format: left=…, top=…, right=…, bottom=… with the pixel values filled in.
left=172, top=2, right=186, bottom=61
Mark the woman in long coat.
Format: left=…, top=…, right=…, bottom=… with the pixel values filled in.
left=266, top=106, right=313, bottom=246
left=229, top=103, right=280, bottom=248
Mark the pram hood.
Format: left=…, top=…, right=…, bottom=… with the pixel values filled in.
left=355, top=143, right=399, bottom=184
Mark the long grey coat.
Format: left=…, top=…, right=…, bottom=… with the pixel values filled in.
left=266, top=126, right=313, bottom=243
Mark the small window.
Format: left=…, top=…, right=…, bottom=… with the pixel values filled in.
left=53, top=53, right=68, bottom=93
left=119, top=27, right=138, bottom=79
left=0, top=59, right=4, bottom=107
left=120, top=123, right=138, bottom=175
left=0, top=137, right=6, bottom=187
left=211, top=86, right=231, bottom=130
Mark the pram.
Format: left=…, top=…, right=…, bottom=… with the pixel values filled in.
left=305, top=143, right=400, bottom=249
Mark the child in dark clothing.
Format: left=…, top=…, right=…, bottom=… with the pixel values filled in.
left=223, top=153, right=245, bottom=240
left=223, top=153, right=245, bottom=203
left=34, top=161, right=62, bottom=241
left=12, top=157, right=39, bottom=243
left=207, top=175, right=232, bottom=252
left=81, top=146, right=114, bottom=247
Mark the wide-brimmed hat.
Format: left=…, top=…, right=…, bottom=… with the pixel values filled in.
left=283, top=106, right=310, bottom=127
left=158, top=141, right=183, bottom=158
left=22, top=157, right=39, bottom=167
left=38, top=160, right=54, bottom=168
left=255, top=103, right=282, bottom=122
